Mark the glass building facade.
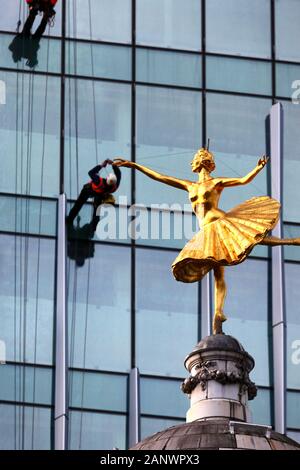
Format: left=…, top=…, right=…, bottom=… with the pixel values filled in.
left=0, top=0, right=300, bottom=449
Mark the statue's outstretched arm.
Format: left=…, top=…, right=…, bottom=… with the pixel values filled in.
left=216, top=156, right=269, bottom=188
left=114, top=158, right=191, bottom=191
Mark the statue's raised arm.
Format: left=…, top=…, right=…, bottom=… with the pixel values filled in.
left=114, top=158, right=191, bottom=191
left=216, top=156, right=269, bottom=188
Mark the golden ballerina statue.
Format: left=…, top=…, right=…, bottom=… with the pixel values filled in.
left=114, top=149, right=300, bottom=334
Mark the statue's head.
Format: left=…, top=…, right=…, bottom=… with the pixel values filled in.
left=191, top=148, right=215, bottom=173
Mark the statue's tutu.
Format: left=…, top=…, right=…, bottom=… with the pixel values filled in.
left=172, top=196, right=280, bottom=283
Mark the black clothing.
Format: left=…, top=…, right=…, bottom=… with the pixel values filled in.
left=22, top=1, right=55, bottom=38
left=88, top=164, right=121, bottom=188
left=67, top=184, right=102, bottom=227
left=67, top=164, right=121, bottom=225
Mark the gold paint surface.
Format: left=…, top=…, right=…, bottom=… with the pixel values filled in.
left=115, top=150, right=300, bottom=334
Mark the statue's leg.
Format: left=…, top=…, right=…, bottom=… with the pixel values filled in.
left=260, top=236, right=300, bottom=246
left=213, top=266, right=227, bottom=335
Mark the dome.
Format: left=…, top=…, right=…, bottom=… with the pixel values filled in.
left=184, top=333, right=254, bottom=373
left=131, top=419, right=300, bottom=451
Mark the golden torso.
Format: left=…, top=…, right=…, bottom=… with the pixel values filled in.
left=188, top=178, right=226, bottom=227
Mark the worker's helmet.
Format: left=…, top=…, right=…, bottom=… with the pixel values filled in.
left=106, top=173, right=117, bottom=186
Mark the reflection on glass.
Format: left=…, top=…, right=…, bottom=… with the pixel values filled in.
left=69, top=411, right=126, bottom=450
left=0, top=33, right=61, bottom=72
left=65, top=78, right=131, bottom=201
left=136, top=248, right=198, bottom=377
left=0, top=0, right=62, bottom=36
left=136, top=0, right=201, bottom=51
left=223, top=258, right=271, bottom=386
left=281, top=101, right=300, bottom=222
left=249, top=388, right=272, bottom=425
left=207, top=56, right=271, bottom=96
left=66, top=202, right=131, bottom=245
left=0, top=404, right=51, bottom=450
left=68, top=244, right=131, bottom=372
left=141, top=377, right=188, bottom=418
left=0, top=196, right=57, bottom=237
left=206, top=0, right=271, bottom=58
left=285, top=263, right=300, bottom=389
left=66, top=41, right=131, bottom=80
left=137, top=49, right=201, bottom=88
left=275, top=0, right=300, bottom=62
left=69, top=371, right=127, bottom=412
left=0, top=70, right=60, bottom=197
left=0, top=364, right=53, bottom=405
left=66, top=0, right=131, bottom=44
left=141, top=417, right=184, bottom=440
left=136, top=85, right=201, bottom=206
left=0, top=234, right=55, bottom=365
left=206, top=93, right=271, bottom=214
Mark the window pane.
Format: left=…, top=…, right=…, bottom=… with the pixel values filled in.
left=141, top=377, right=187, bottom=418
left=249, top=388, right=272, bottom=426
left=0, top=404, right=52, bottom=450
left=281, top=101, right=300, bottom=222
left=286, top=263, right=300, bottom=389
left=66, top=0, right=131, bottom=44
left=0, top=71, right=60, bottom=197
left=0, top=0, right=61, bottom=36
left=136, top=249, right=198, bottom=377
left=136, top=0, right=201, bottom=51
left=206, top=0, right=271, bottom=58
left=1, top=33, right=61, bottom=73
left=66, top=42, right=131, bottom=80
left=0, top=196, right=57, bottom=237
left=134, top=209, right=198, bottom=250
left=207, top=56, right=271, bottom=96
left=275, top=0, right=300, bottom=62
left=287, top=391, right=300, bottom=428
left=276, top=64, right=300, bottom=99
left=206, top=93, right=271, bottom=223
left=67, top=202, right=131, bottom=244
left=69, top=411, right=126, bottom=450
left=65, top=78, right=131, bottom=202
left=0, top=235, right=55, bottom=365
left=284, top=225, right=300, bottom=261
left=141, top=417, right=184, bottom=440
left=137, top=49, right=201, bottom=88
left=136, top=85, right=201, bottom=207
left=69, top=372, right=127, bottom=412
left=0, top=365, right=53, bottom=406
left=68, top=245, right=131, bottom=372
left=223, top=259, right=271, bottom=386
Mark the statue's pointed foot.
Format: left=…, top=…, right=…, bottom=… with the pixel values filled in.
left=213, top=312, right=227, bottom=335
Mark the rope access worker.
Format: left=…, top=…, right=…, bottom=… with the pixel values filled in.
left=67, top=160, right=121, bottom=230
left=22, top=0, right=57, bottom=37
